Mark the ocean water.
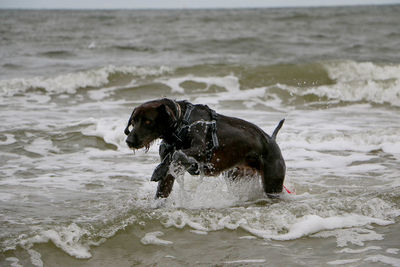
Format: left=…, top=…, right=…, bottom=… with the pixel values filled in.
left=1, top=6, right=400, bottom=267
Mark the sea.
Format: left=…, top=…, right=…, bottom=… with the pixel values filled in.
left=1, top=5, right=400, bottom=267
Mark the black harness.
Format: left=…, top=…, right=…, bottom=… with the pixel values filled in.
left=170, top=102, right=194, bottom=146
left=168, top=102, right=219, bottom=162
left=207, top=108, right=219, bottom=161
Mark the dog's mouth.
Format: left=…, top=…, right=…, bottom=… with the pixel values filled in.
left=127, top=139, right=155, bottom=153
left=141, top=141, right=152, bottom=152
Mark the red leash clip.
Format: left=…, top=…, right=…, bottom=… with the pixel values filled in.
left=283, top=185, right=293, bottom=194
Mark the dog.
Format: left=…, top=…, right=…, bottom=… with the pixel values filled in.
left=124, top=98, right=286, bottom=198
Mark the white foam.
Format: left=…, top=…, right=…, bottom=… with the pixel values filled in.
left=24, top=223, right=92, bottom=259
left=27, top=249, right=43, bottom=267
left=88, top=41, right=96, bottom=49
left=165, top=255, right=176, bottom=259
left=80, top=117, right=128, bottom=150
left=24, top=138, right=60, bottom=156
left=0, top=134, right=16, bottom=145
left=87, top=80, right=138, bottom=101
left=242, top=214, right=392, bottom=241
left=0, top=65, right=172, bottom=96
left=158, top=75, right=240, bottom=94
left=161, top=210, right=209, bottom=231
left=280, top=61, right=400, bottom=106
left=172, top=174, right=265, bottom=209
left=134, top=168, right=400, bottom=250
left=338, top=246, right=382, bottom=254
left=87, top=88, right=113, bottom=101
left=364, top=254, right=400, bottom=266
left=5, top=257, right=23, bottom=267
left=313, top=228, right=384, bottom=247
left=0, top=192, right=16, bottom=201
left=239, top=235, right=257, bottom=240
left=151, top=185, right=398, bottom=249
left=26, top=94, right=52, bottom=104
left=224, top=259, right=266, bottom=264
left=1, top=68, right=108, bottom=95
left=140, top=231, right=173, bottom=246
left=387, top=248, right=400, bottom=255
left=327, top=258, right=360, bottom=265
left=194, top=86, right=267, bottom=106
left=190, top=230, right=208, bottom=235
left=283, top=127, right=400, bottom=159
left=325, top=61, right=400, bottom=84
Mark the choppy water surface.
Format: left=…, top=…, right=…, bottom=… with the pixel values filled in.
left=1, top=6, right=400, bottom=267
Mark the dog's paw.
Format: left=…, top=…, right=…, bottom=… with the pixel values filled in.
left=150, top=174, right=161, bottom=182
left=172, top=151, right=184, bottom=162
left=151, top=163, right=169, bottom=182
left=266, top=193, right=281, bottom=199
left=187, top=163, right=200, bottom=175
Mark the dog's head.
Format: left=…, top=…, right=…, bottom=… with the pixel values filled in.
left=124, top=99, right=178, bottom=150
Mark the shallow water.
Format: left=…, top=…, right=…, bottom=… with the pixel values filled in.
left=1, top=6, right=400, bottom=267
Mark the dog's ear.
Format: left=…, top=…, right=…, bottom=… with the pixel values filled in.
left=158, top=104, right=177, bottom=122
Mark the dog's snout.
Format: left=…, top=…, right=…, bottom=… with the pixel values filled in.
left=126, top=133, right=137, bottom=148
left=126, top=138, right=133, bottom=147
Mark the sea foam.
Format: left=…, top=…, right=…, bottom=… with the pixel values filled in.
left=0, top=65, right=172, bottom=96
left=20, top=223, right=92, bottom=259
left=279, top=60, right=400, bottom=107
left=140, top=231, right=173, bottom=246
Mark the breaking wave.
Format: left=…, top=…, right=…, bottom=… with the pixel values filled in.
left=4, top=177, right=399, bottom=260
left=0, top=65, right=173, bottom=96
left=1, top=60, right=399, bottom=107
left=283, top=60, right=400, bottom=107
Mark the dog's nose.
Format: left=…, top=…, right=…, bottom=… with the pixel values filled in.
left=126, top=134, right=137, bottom=148
left=126, top=139, right=134, bottom=148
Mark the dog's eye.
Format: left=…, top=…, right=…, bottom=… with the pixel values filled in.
left=145, top=120, right=152, bottom=125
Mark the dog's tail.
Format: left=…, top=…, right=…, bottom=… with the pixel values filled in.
left=272, top=119, right=285, bottom=140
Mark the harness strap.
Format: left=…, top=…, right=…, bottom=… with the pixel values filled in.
left=171, top=103, right=194, bottom=145
left=182, top=103, right=194, bottom=124
left=211, top=121, right=219, bottom=148
left=209, top=109, right=219, bottom=149
left=206, top=107, right=219, bottom=162
left=173, top=100, right=182, bottom=121
left=169, top=103, right=219, bottom=163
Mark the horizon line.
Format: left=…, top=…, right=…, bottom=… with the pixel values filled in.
left=1, top=1, right=400, bottom=11
left=0, top=3, right=399, bottom=11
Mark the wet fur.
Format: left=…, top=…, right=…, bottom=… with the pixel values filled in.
left=125, top=98, right=286, bottom=199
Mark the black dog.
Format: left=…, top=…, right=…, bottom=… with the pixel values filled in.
left=125, top=98, right=285, bottom=198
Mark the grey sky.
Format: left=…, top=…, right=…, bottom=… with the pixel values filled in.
left=1, top=0, right=399, bottom=9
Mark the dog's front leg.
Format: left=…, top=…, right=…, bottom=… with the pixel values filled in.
left=156, top=173, right=175, bottom=198
left=151, top=141, right=175, bottom=182
left=170, top=122, right=209, bottom=175
left=172, top=150, right=201, bottom=175
left=151, top=153, right=173, bottom=181
left=154, top=149, right=200, bottom=199
left=155, top=123, right=207, bottom=198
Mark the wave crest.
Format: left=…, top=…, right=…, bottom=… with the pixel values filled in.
left=0, top=65, right=173, bottom=96
left=2, top=60, right=399, bottom=107
left=285, top=61, right=400, bottom=106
